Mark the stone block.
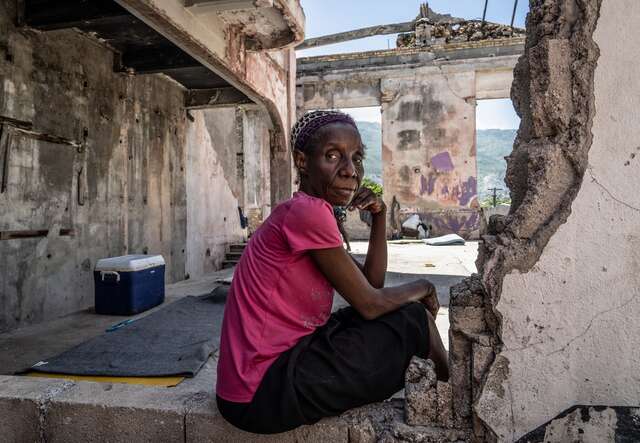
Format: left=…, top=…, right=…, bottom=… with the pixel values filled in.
left=0, top=376, right=73, bottom=443
left=44, top=381, right=186, bottom=443
left=450, top=275, right=485, bottom=308
left=472, top=343, right=495, bottom=393
left=528, top=39, right=573, bottom=138
left=450, top=306, right=487, bottom=335
left=294, top=418, right=350, bottom=443
left=435, top=382, right=454, bottom=429
left=346, top=418, right=377, bottom=443
left=404, top=356, right=438, bottom=426
left=185, top=395, right=350, bottom=443
left=391, top=421, right=472, bottom=442
left=449, top=331, right=472, bottom=428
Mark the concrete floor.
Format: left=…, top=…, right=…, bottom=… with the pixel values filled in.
left=338, top=240, right=479, bottom=350
left=0, top=242, right=478, bottom=441
left=0, top=242, right=477, bottom=375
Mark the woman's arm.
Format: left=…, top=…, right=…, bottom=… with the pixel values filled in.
left=309, top=246, right=439, bottom=321
left=362, top=208, right=387, bottom=288
left=349, top=188, right=387, bottom=288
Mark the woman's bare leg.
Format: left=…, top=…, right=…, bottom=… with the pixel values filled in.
left=424, top=309, right=450, bottom=381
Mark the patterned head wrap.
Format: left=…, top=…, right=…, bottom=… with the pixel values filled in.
left=291, top=110, right=358, bottom=152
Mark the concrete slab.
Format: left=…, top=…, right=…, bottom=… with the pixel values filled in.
left=0, top=376, right=73, bottom=442
left=347, top=240, right=478, bottom=306
left=0, top=266, right=235, bottom=375
left=0, top=243, right=477, bottom=440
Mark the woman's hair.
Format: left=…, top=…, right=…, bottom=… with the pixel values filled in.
left=291, top=110, right=358, bottom=153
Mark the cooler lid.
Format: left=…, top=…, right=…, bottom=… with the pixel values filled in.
left=95, top=255, right=165, bottom=272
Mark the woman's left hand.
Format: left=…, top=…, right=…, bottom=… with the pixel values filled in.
left=349, top=187, right=386, bottom=215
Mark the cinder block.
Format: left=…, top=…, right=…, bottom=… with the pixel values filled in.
left=450, top=306, right=487, bottom=334
left=43, top=381, right=185, bottom=443
left=435, top=382, right=454, bottom=429
left=0, top=376, right=72, bottom=443
left=404, top=356, right=438, bottom=426
left=449, top=331, right=472, bottom=428
left=185, top=396, right=350, bottom=443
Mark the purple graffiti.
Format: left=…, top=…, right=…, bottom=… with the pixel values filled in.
left=431, top=151, right=455, bottom=172
left=427, top=211, right=480, bottom=236
left=420, top=175, right=428, bottom=195
left=420, top=174, right=437, bottom=195
left=458, top=176, right=477, bottom=206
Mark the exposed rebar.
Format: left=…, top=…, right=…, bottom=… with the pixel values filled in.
left=482, top=0, right=489, bottom=26
left=510, top=0, right=519, bottom=28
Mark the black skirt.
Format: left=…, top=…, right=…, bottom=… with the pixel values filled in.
left=217, top=302, right=429, bottom=434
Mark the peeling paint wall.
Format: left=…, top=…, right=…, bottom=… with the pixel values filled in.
left=242, top=109, right=271, bottom=233
left=0, top=3, right=188, bottom=331
left=185, top=109, right=245, bottom=280
left=297, top=49, right=519, bottom=239
left=519, top=406, right=640, bottom=443
left=469, top=0, right=640, bottom=441
left=0, top=1, right=283, bottom=331
left=381, top=71, right=479, bottom=238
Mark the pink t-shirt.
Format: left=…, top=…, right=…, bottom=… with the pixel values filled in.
left=216, top=192, right=343, bottom=402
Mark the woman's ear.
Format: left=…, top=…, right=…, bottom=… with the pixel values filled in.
left=293, top=149, right=308, bottom=175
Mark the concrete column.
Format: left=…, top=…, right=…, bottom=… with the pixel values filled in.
left=241, top=108, right=271, bottom=233
left=381, top=70, right=479, bottom=238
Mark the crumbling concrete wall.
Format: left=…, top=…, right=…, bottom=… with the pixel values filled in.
left=464, top=0, right=640, bottom=440
left=0, top=1, right=279, bottom=331
left=242, top=109, right=272, bottom=233
left=297, top=46, right=520, bottom=239
left=185, top=109, right=246, bottom=279
left=381, top=70, right=479, bottom=238
left=0, top=2, right=186, bottom=331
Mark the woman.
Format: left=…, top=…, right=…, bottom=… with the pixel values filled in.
left=216, top=110, right=449, bottom=434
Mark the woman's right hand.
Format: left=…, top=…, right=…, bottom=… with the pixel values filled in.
left=417, top=279, right=439, bottom=318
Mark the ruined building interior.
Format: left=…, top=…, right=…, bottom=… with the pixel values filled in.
left=0, top=0, right=638, bottom=442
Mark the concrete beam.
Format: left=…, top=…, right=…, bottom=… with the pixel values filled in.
left=186, top=87, right=253, bottom=108
left=184, top=0, right=256, bottom=12
left=475, top=68, right=514, bottom=100
left=296, top=5, right=466, bottom=51
left=297, top=38, right=525, bottom=77
left=22, top=0, right=129, bottom=30
left=297, top=22, right=415, bottom=51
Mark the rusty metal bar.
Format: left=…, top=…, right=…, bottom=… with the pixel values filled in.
left=297, top=8, right=464, bottom=51
left=0, top=229, right=75, bottom=241
left=482, top=0, right=489, bottom=25
left=297, top=22, right=415, bottom=51
left=0, top=125, right=11, bottom=194
left=511, top=0, right=519, bottom=28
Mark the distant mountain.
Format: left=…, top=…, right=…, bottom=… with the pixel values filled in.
left=356, top=121, right=515, bottom=201
left=476, top=129, right=516, bottom=201
left=355, top=121, right=382, bottom=184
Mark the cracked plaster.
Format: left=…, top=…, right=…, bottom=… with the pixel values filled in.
left=474, top=0, right=640, bottom=440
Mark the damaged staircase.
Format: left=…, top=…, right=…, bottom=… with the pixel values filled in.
left=221, top=243, right=247, bottom=269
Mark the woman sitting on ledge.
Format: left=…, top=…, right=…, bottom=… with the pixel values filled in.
left=216, top=110, right=449, bottom=434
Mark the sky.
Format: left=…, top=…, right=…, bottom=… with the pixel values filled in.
left=299, top=0, right=527, bottom=129
left=343, top=99, right=519, bottom=130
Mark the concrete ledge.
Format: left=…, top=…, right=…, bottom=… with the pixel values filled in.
left=0, top=374, right=472, bottom=441
left=186, top=395, right=351, bottom=442
left=0, top=376, right=73, bottom=443
left=0, top=374, right=356, bottom=442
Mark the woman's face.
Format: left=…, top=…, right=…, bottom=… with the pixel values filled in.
left=295, top=122, right=365, bottom=207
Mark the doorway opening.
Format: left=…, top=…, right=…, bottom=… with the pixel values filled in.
left=476, top=98, right=519, bottom=213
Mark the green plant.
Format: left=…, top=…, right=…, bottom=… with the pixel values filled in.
left=361, top=177, right=383, bottom=196
left=480, top=195, right=512, bottom=208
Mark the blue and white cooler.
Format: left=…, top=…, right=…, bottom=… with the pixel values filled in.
left=94, top=255, right=166, bottom=315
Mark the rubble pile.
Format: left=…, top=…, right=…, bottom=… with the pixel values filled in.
left=397, top=19, right=525, bottom=48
